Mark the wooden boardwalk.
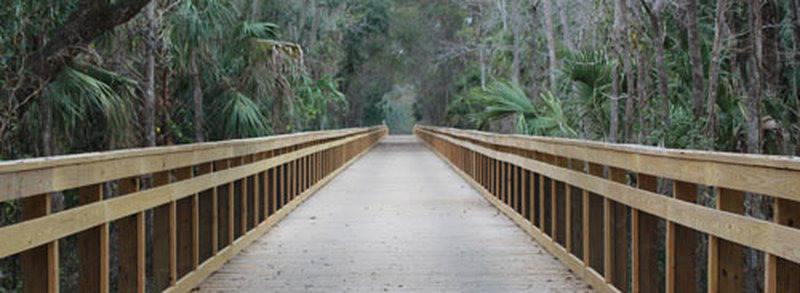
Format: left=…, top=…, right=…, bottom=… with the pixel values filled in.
left=195, top=136, right=591, bottom=292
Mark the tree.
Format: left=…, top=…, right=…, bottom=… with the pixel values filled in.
left=143, top=2, right=158, bottom=147
left=543, top=0, right=558, bottom=93
left=705, top=0, right=730, bottom=140
left=682, top=0, right=705, bottom=121
left=641, top=0, right=671, bottom=129
left=1, top=0, right=152, bottom=154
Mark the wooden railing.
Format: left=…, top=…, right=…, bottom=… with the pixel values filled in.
left=0, top=126, right=386, bottom=292
left=415, top=125, right=800, bottom=293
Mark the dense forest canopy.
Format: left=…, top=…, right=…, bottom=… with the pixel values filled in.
left=1, top=0, right=799, bottom=159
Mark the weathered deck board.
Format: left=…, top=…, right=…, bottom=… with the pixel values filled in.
left=195, top=136, right=591, bottom=292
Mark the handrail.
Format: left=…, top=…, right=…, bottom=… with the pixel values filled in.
left=0, top=126, right=387, bottom=292
left=0, top=127, right=378, bottom=202
left=415, top=124, right=800, bottom=293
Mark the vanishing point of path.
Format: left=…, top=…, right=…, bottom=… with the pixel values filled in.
left=196, top=136, right=591, bottom=292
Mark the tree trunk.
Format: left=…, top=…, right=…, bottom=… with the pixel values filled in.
left=744, top=0, right=762, bottom=155
left=479, top=46, right=487, bottom=89
left=39, top=92, right=52, bottom=157
left=622, top=51, right=635, bottom=143
left=613, top=0, right=630, bottom=142
left=642, top=0, right=671, bottom=129
left=510, top=0, right=521, bottom=83
left=684, top=0, right=705, bottom=121
left=633, top=0, right=649, bottom=142
left=761, top=1, right=782, bottom=99
left=610, top=63, right=621, bottom=143
left=705, top=0, right=730, bottom=142
left=543, top=0, right=558, bottom=93
left=742, top=2, right=765, bottom=288
left=558, top=0, right=575, bottom=51
left=792, top=0, right=800, bottom=143
left=250, top=0, right=262, bottom=21
left=191, top=50, right=205, bottom=142
left=143, top=2, right=157, bottom=147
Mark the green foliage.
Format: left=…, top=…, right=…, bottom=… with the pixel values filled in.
left=293, top=74, right=348, bottom=130
left=381, top=85, right=417, bottom=134
left=558, top=49, right=614, bottom=139
left=450, top=81, right=577, bottom=137
left=519, top=91, right=578, bottom=138
left=214, top=90, right=270, bottom=139
left=47, top=63, right=137, bottom=147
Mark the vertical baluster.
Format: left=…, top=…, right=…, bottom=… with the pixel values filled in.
left=197, top=162, right=213, bottom=265
left=153, top=170, right=175, bottom=290
left=669, top=180, right=698, bottom=293
left=767, top=198, right=800, bottom=293
left=175, top=166, right=193, bottom=281
left=213, top=160, right=229, bottom=250
left=586, top=163, right=605, bottom=277
left=636, top=174, right=660, bottom=293
left=78, top=184, right=108, bottom=293
left=608, top=167, right=629, bottom=292
left=21, top=193, right=59, bottom=293
left=708, top=188, right=744, bottom=293
left=117, top=176, right=144, bottom=293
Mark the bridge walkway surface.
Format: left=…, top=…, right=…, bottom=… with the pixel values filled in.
left=195, top=136, right=590, bottom=292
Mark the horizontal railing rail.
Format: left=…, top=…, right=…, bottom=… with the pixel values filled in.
left=0, top=126, right=387, bottom=292
left=415, top=125, right=800, bottom=293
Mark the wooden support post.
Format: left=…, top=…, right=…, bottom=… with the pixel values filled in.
left=279, top=163, right=285, bottom=210
left=250, top=155, right=259, bottom=229
left=707, top=188, right=745, bottom=293
left=197, top=163, right=212, bottom=265
left=153, top=170, right=175, bottom=291
left=608, top=167, right=629, bottom=292
left=77, top=184, right=108, bottom=293
left=636, top=174, right=660, bottom=293
left=228, top=160, right=236, bottom=244
left=506, top=162, right=510, bottom=207
left=21, top=193, right=58, bottom=293
left=583, top=185, right=591, bottom=267
left=670, top=180, right=698, bottom=293
left=511, top=164, right=517, bottom=211
left=586, top=163, right=606, bottom=277
left=539, top=172, right=545, bottom=234
left=768, top=198, right=800, bottom=293
left=567, top=159, right=584, bottom=259
left=555, top=156, right=568, bottom=249
left=521, top=167, right=528, bottom=221
left=117, top=176, right=144, bottom=293
left=271, top=165, right=278, bottom=216
left=213, top=160, right=229, bottom=251
left=495, top=159, right=500, bottom=198
left=175, top=167, right=194, bottom=280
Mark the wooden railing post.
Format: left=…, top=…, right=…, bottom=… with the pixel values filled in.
left=608, top=167, right=629, bottom=292
left=78, top=184, right=108, bottom=293
left=21, top=193, right=58, bottom=293
left=153, top=170, right=176, bottom=291
left=175, top=166, right=194, bottom=280
left=709, top=188, right=744, bottom=293
left=670, top=180, right=698, bottom=293
left=197, top=162, right=213, bottom=264
left=636, top=174, right=660, bottom=293
left=768, top=198, right=800, bottom=292
left=587, top=163, right=605, bottom=276
left=117, top=176, right=144, bottom=293
left=214, top=160, right=231, bottom=250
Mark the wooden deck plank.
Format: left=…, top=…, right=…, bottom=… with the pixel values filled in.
left=196, top=136, right=590, bottom=292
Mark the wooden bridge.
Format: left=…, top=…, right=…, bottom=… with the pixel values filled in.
left=1, top=125, right=799, bottom=292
